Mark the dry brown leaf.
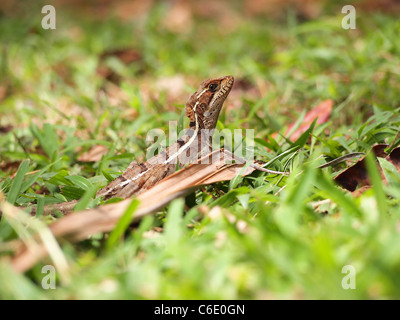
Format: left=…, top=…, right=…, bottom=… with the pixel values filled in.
left=9, top=149, right=256, bottom=272
left=334, top=144, right=400, bottom=193
left=287, top=99, right=333, bottom=141
left=0, top=124, right=13, bottom=134
left=78, top=145, right=108, bottom=162
left=271, top=99, right=333, bottom=142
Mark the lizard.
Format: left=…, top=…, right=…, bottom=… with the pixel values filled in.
left=36, top=75, right=235, bottom=215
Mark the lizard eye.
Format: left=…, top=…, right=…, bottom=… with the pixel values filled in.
left=208, top=83, right=218, bottom=92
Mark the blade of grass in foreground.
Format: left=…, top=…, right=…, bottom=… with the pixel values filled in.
left=314, top=172, right=362, bottom=217
left=73, top=186, right=97, bottom=212
left=106, top=198, right=140, bottom=251
left=365, top=152, right=387, bottom=215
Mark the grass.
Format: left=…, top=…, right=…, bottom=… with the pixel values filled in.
left=1, top=2, right=400, bottom=299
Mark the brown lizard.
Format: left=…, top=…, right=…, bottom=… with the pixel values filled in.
left=37, top=75, right=235, bottom=215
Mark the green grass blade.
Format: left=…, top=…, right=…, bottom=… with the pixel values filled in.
left=65, top=175, right=93, bottom=190
left=164, top=198, right=185, bottom=244
left=36, top=197, right=45, bottom=217
left=7, top=160, right=30, bottom=205
left=292, top=118, right=317, bottom=149
left=365, top=152, right=387, bottom=214
left=106, top=198, right=140, bottom=251
left=73, top=186, right=97, bottom=212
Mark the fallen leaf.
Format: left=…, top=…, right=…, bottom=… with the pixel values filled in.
left=334, top=144, right=400, bottom=192
left=387, top=146, right=400, bottom=167
left=78, top=145, right=108, bottom=162
left=0, top=124, right=13, bottom=134
left=8, top=149, right=256, bottom=272
left=288, top=99, right=333, bottom=141
left=271, top=99, right=333, bottom=142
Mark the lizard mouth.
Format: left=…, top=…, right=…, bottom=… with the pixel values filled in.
left=218, top=75, right=234, bottom=98
left=223, top=75, right=235, bottom=88
left=226, top=75, right=234, bottom=83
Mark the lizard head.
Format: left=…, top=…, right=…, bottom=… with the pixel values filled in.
left=186, top=75, right=234, bottom=130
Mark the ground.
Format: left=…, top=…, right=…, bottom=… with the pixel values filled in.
left=0, top=1, right=400, bottom=299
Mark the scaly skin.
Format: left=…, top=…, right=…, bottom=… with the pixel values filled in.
left=35, top=76, right=235, bottom=215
